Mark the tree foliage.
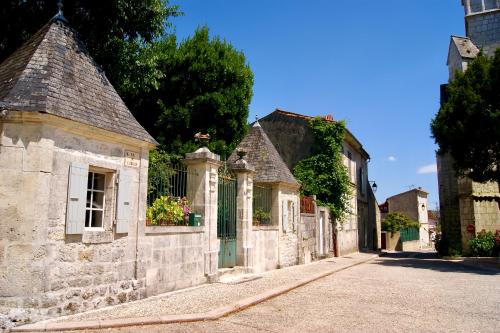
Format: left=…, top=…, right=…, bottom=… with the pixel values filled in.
left=381, top=212, right=419, bottom=233
left=431, top=50, right=500, bottom=183
left=293, top=118, right=350, bottom=220
left=0, top=3, right=254, bottom=160
left=0, top=0, right=180, bottom=96
left=131, top=27, right=254, bottom=159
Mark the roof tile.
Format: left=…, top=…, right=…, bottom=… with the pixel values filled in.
left=0, top=17, right=156, bottom=144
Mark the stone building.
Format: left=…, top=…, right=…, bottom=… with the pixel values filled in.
left=381, top=188, right=431, bottom=248
left=227, top=121, right=338, bottom=269
left=0, top=13, right=220, bottom=327
left=228, top=122, right=303, bottom=269
left=259, top=109, right=381, bottom=255
left=437, top=0, right=500, bottom=254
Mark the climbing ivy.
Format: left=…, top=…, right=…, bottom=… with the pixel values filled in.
left=293, top=117, right=351, bottom=220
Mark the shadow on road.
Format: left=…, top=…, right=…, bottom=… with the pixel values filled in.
left=372, top=251, right=500, bottom=276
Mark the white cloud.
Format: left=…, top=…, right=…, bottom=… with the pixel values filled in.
left=417, top=164, right=437, bottom=174
left=388, top=156, right=397, bottom=162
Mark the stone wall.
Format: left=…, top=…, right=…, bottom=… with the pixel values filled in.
left=438, top=152, right=500, bottom=254
left=277, top=186, right=300, bottom=268
left=252, top=227, right=279, bottom=273
left=437, top=153, right=463, bottom=253
left=336, top=229, right=359, bottom=256
left=298, top=214, right=316, bottom=264
left=141, top=227, right=206, bottom=296
left=0, top=116, right=217, bottom=328
left=466, top=7, right=500, bottom=56
left=0, top=117, right=149, bottom=325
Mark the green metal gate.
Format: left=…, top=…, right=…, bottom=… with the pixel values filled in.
left=217, top=169, right=237, bottom=268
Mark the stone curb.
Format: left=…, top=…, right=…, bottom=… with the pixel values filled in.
left=11, top=254, right=378, bottom=332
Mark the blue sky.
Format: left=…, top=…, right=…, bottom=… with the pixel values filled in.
left=171, top=0, right=466, bottom=208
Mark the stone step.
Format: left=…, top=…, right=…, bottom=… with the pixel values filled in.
left=217, top=266, right=262, bottom=285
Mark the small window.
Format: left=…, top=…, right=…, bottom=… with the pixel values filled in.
left=85, top=172, right=106, bottom=228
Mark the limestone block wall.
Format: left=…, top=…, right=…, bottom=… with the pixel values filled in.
left=466, top=8, right=500, bottom=56
left=336, top=228, right=358, bottom=256
left=252, top=227, right=279, bottom=273
left=298, top=214, right=316, bottom=264
left=473, top=199, right=500, bottom=232
left=279, top=232, right=298, bottom=268
left=0, top=117, right=150, bottom=324
left=277, top=187, right=299, bottom=268
left=140, top=227, right=206, bottom=296
left=437, top=153, right=463, bottom=252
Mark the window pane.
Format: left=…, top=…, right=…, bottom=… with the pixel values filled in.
left=91, top=210, right=103, bottom=228
left=85, top=210, right=91, bottom=228
left=86, top=191, right=92, bottom=208
left=93, top=173, right=105, bottom=191
left=92, top=191, right=104, bottom=209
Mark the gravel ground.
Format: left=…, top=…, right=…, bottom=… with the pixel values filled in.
left=48, top=253, right=374, bottom=323
left=57, top=251, right=500, bottom=333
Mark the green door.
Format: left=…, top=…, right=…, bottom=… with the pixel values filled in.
left=217, top=174, right=237, bottom=268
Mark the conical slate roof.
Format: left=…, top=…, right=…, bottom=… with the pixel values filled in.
left=228, top=122, right=298, bottom=185
left=0, top=16, right=156, bottom=144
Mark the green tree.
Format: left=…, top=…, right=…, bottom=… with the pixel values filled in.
left=381, top=212, right=419, bottom=233
left=132, top=27, right=254, bottom=159
left=0, top=0, right=180, bottom=96
left=431, top=50, right=500, bottom=183
left=293, top=118, right=350, bottom=220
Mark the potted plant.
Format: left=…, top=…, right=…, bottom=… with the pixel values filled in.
left=146, top=196, right=191, bottom=226
left=253, top=209, right=271, bottom=226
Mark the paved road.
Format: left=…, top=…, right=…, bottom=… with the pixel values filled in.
left=63, top=252, right=500, bottom=333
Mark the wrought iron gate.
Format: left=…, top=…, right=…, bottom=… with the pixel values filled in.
left=217, top=168, right=237, bottom=268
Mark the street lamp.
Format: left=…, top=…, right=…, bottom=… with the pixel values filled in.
left=369, top=181, right=378, bottom=193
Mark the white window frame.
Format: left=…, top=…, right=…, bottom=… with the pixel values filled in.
left=85, top=171, right=106, bottom=230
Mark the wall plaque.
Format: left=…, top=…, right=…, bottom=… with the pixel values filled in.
left=124, top=150, right=140, bottom=168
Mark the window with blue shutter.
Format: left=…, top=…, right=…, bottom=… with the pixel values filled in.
left=66, top=162, right=89, bottom=234
left=116, top=169, right=135, bottom=233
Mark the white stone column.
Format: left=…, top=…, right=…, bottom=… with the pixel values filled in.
left=183, top=147, right=222, bottom=282
left=230, top=159, right=256, bottom=272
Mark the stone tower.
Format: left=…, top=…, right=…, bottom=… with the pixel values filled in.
left=462, top=0, right=500, bottom=56
left=436, top=1, right=500, bottom=255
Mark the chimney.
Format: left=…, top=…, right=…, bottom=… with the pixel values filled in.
left=323, top=114, right=333, bottom=121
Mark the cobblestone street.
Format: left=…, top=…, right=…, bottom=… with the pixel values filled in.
left=40, top=252, right=500, bottom=333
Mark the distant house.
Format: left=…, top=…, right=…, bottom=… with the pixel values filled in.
left=382, top=188, right=431, bottom=248
left=258, top=109, right=380, bottom=255
left=428, top=210, right=439, bottom=233
left=437, top=0, right=500, bottom=254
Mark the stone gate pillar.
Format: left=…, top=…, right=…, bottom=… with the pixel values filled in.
left=183, top=147, right=222, bottom=282
left=230, top=158, right=255, bottom=272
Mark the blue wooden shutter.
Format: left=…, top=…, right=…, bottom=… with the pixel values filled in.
left=66, top=162, right=88, bottom=234
left=116, top=169, right=135, bottom=233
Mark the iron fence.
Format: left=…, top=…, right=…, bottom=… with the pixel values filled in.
left=147, top=163, right=192, bottom=206
left=253, top=184, right=272, bottom=225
